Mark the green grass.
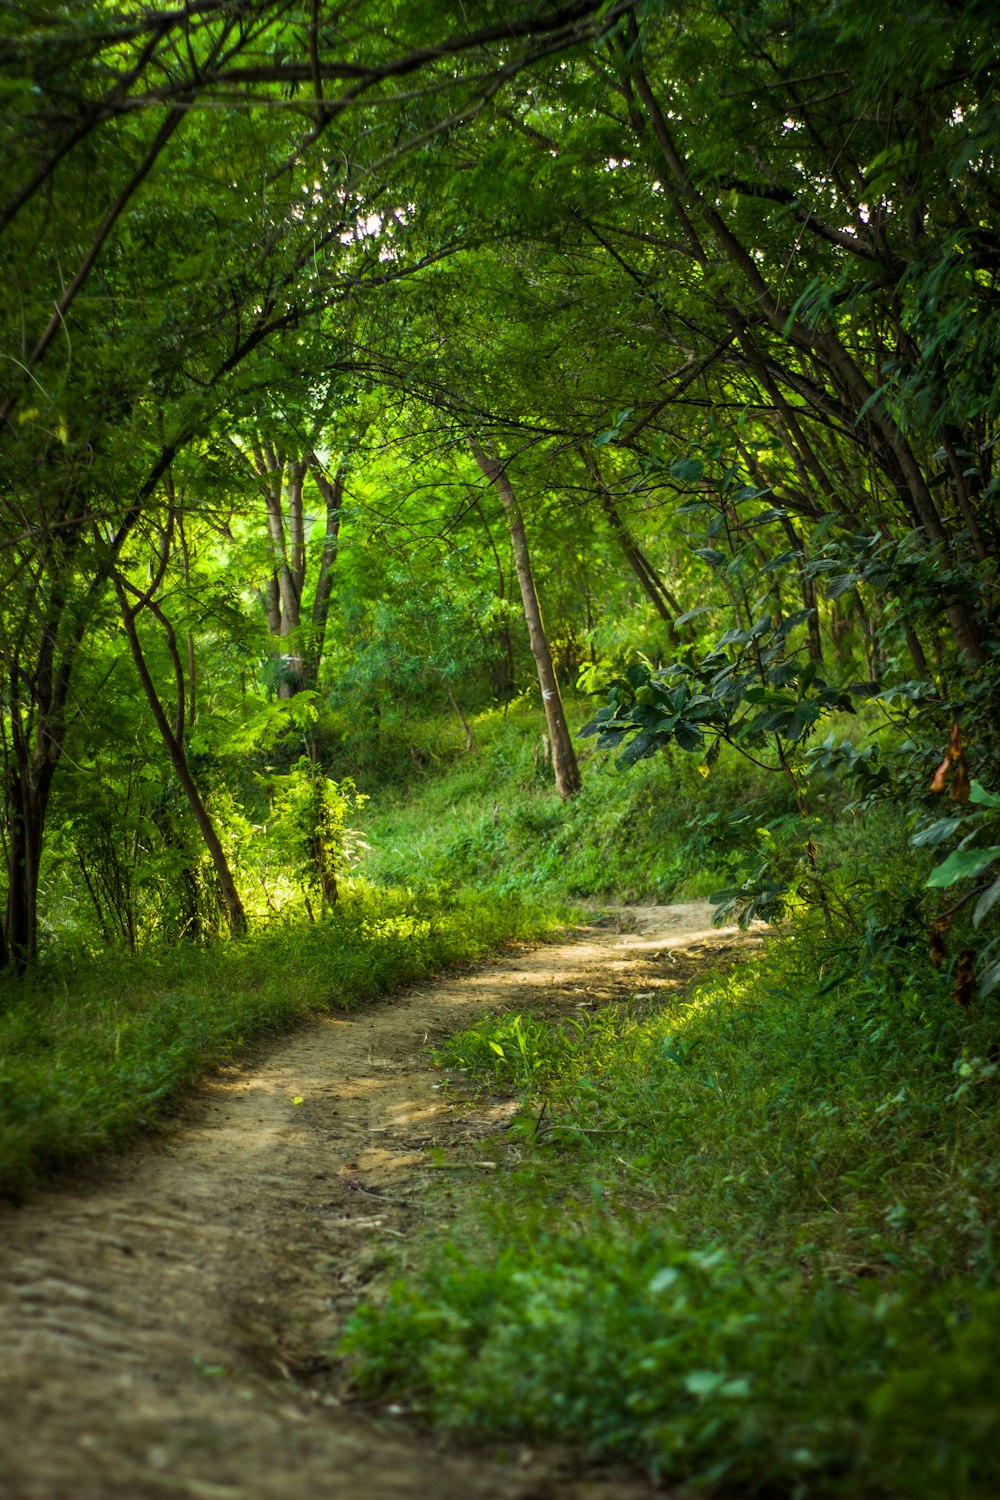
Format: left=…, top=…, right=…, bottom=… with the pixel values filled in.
left=341, top=912, right=1000, bottom=1497
left=358, top=694, right=799, bottom=903
left=0, top=882, right=558, bottom=1198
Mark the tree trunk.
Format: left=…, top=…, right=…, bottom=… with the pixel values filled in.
left=251, top=438, right=306, bottom=697
left=306, top=452, right=345, bottom=686
left=583, top=448, right=686, bottom=642
left=115, top=580, right=247, bottom=935
left=3, top=756, right=54, bottom=970
left=469, top=436, right=581, bottom=798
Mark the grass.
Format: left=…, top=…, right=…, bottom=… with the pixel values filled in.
left=15, top=678, right=991, bottom=1491
left=1, top=688, right=798, bottom=1198
left=341, top=907, right=1000, bottom=1497
left=0, top=881, right=558, bottom=1198
left=358, top=694, right=799, bottom=902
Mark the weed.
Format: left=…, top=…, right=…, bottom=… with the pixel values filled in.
left=434, top=1011, right=578, bottom=1092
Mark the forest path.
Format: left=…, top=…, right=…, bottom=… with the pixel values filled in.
left=0, top=903, right=757, bottom=1500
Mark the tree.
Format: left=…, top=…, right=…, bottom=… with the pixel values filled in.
left=0, top=0, right=629, bottom=967
left=470, top=435, right=582, bottom=797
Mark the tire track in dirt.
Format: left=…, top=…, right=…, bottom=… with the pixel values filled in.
left=0, top=904, right=757, bottom=1500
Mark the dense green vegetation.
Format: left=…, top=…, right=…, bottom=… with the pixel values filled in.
left=357, top=696, right=799, bottom=902
left=343, top=816, right=1000, bottom=1496
left=2, top=0, right=999, bottom=1492
left=2, top=0, right=998, bottom=973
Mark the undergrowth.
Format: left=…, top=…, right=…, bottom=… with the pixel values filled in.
left=0, top=883, right=555, bottom=1198
left=359, top=695, right=801, bottom=902
left=341, top=909, right=1000, bottom=1497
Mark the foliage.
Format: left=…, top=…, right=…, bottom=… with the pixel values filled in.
left=1, top=3, right=997, bottom=1485
left=0, top=0, right=997, bottom=968
left=434, top=1008, right=589, bottom=1093
left=342, top=889, right=1000, bottom=1495
left=360, top=695, right=800, bottom=904
left=346, top=1237, right=1000, bottom=1496
left=261, top=758, right=369, bottom=913
left=917, top=779, right=1000, bottom=998
left=580, top=634, right=853, bottom=771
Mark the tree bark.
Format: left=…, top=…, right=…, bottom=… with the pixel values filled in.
left=114, top=579, right=247, bottom=935
left=469, top=436, right=581, bottom=798
left=306, top=452, right=345, bottom=686
left=251, top=438, right=306, bottom=697
left=3, top=752, right=55, bottom=971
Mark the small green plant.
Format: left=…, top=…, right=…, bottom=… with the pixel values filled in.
left=264, top=757, right=369, bottom=913
left=917, top=778, right=1000, bottom=997
left=435, top=1011, right=580, bottom=1093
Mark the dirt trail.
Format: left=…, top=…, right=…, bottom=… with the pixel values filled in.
left=0, top=904, right=756, bottom=1500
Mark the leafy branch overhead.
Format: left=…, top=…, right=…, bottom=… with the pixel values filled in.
left=0, top=0, right=997, bottom=1002
left=580, top=624, right=855, bottom=771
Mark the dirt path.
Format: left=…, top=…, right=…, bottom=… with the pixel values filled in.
left=0, top=904, right=757, bottom=1500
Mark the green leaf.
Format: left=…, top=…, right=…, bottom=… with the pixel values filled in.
left=926, top=846, right=1000, bottom=888
left=674, top=720, right=704, bottom=752
left=781, top=608, right=816, bottom=634
left=969, top=781, right=1000, bottom=808
left=974, top=875, right=1000, bottom=928
left=669, top=457, right=705, bottom=483
left=980, top=961, right=1000, bottom=997
left=619, top=729, right=659, bottom=765
left=793, top=700, right=822, bottom=725
left=745, top=687, right=795, bottom=706
left=911, top=818, right=964, bottom=848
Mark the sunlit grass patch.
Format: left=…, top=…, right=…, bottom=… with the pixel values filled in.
left=358, top=693, right=799, bottom=903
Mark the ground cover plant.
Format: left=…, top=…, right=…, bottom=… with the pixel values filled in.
left=342, top=833, right=1000, bottom=1497
left=0, top=884, right=554, bottom=1199
left=359, top=696, right=800, bottom=904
